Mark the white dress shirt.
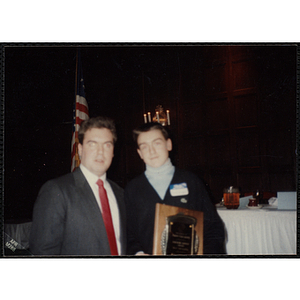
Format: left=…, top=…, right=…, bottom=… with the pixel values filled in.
left=80, top=164, right=121, bottom=254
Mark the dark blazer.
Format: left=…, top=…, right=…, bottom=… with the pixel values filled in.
left=29, top=168, right=126, bottom=256
left=125, top=168, right=225, bottom=255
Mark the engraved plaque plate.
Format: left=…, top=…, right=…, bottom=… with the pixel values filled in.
left=161, top=214, right=198, bottom=254
left=153, top=203, right=204, bottom=255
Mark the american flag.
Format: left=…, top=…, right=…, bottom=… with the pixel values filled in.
left=71, top=50, right=89, bottom=171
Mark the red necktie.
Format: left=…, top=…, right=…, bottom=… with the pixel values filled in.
left=96, top=179, right=118, bottom=255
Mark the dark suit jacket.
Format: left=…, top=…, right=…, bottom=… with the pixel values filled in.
left=29, top=168, right=126, bottom=256
left=125, top=168, right=225, bottom=255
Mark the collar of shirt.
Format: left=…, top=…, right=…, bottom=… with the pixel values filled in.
left=80, top=163, right=107, bottom=187
left=145, top=157, right=174, bottom=175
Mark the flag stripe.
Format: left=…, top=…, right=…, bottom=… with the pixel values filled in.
left=76, top=113, right=89, bottom=123
left=76, top=102, right=89, bottom=116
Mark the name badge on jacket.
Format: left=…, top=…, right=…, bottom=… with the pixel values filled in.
left=170, top=182, right=189, bottom=197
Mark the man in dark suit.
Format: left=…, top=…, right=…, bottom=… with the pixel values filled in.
left=125, top=122, right=225, bottom=255
left=30, top=116, right=126, bottom=256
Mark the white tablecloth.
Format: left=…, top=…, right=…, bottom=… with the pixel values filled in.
left=217, top=206, right=297, bottom=255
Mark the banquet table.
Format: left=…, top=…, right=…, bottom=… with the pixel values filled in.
left=216, top=205, right=297, bottom=255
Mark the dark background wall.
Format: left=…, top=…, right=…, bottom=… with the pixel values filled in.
left=4, top=44, right=297, bottom=221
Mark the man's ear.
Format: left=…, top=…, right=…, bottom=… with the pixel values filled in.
left=78, top=143, right=82, bottom=158
left=167, top=138, right=172, bottom=151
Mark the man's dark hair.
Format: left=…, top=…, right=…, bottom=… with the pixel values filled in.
left=78, top=116, right=117, bottom=144
left=133, top=122, right=170, bottom=147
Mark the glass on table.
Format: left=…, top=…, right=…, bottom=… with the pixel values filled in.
left=223, top=186, right=240, bottom=209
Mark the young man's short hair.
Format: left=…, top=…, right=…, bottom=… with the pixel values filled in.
left=133, top=122, right=169, bottom=148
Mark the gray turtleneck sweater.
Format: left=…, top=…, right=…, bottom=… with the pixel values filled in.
left=144, top=158, right=175, bottom=200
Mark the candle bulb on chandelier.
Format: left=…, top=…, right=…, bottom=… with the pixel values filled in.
left=147, top=112, right=151, bottom=122
left=144, top=114, right=147, bottom=123
left=156, top=111, right=160, bottom=123
left=166, top=110, right=170, bottom=125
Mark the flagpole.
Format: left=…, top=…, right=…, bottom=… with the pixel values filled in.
left=74, top=49, right=80, bottom=169
left=74, top=48, right=79, bottom=108
left=71, top=48, right=89, bottom=171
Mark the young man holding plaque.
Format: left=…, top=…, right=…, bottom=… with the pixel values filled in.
left=124, top=122, right=225, bottom=255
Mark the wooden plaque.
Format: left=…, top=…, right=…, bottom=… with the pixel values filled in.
left=152, top=203, right=204, bottom=255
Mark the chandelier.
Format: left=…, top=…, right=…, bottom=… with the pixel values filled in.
left=143, top=105, right=170, bottom=126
